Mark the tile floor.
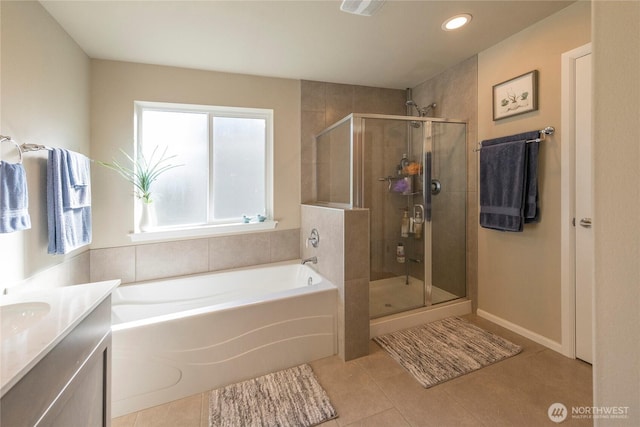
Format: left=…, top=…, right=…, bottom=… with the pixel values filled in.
left=112, top=314, right=593, bottom=427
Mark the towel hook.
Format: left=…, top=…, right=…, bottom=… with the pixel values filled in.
left=0, top=135, right=23, bottom=164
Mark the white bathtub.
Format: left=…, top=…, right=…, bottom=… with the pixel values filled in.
left=110, top=261, right=338, bottom=417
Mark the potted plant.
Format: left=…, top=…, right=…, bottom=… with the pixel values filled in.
left=99, top=146, right=182, bottom=231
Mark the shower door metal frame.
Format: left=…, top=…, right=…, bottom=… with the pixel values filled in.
left=352, top=114, right=467, bottom=312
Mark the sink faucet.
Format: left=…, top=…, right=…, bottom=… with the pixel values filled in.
left=301, top=256, right=317, bottom=265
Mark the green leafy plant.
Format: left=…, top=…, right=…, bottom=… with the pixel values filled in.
left=99, top=146, right=182, bottom=204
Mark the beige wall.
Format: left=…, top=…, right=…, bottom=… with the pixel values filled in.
left=91, top=60, right=301, bottom=248
left=0, top=1, right=91, bottom=288
left=592, top=1, right=640, bottom=418
left=477, top=1, right=591, bottom=342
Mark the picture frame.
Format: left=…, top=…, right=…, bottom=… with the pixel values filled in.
left=492, top=70, right=538, bottom=120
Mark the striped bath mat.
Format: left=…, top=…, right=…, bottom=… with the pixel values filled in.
left=209, top=364, right=337, bottom=427
left=374, top=317, right=522, bottom=388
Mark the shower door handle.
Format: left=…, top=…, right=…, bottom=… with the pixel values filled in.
left=431, top=179, right=442, bottom=195
left=579, top=218, right=592, bottom=228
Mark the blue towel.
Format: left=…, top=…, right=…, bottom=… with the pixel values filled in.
left=479, top=131, right=540, bottom=232
left=0, top=161, right=32, bottom=233
left=61, top=149, right=91, bottom=208
left=47, top=148, right=92, bottom=254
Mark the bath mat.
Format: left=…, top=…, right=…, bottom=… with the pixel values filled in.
left=374, top=316, right=522, bottom=388
left=209, top=364, right=337, bottom=427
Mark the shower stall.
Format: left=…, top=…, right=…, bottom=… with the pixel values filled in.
left=315, top=114, right=467, bottom=319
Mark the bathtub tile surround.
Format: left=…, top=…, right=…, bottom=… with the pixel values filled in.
left=90, top=246, right=136, bottom=285
left=209, top=233, right=271, bottom=271
left=301, top=204, right=370, bottom=361
left=89, top=228, right=301, bottom=284
left=136, top=239, right=209, bottom=282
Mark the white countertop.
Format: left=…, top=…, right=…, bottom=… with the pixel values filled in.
left=0, top=280, right=120, bottom=397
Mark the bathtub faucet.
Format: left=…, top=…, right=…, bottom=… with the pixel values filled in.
left=302, top=256, right=318, bottom=265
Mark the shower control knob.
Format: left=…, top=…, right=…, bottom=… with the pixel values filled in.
left=431, top=179, right=442, bottom=195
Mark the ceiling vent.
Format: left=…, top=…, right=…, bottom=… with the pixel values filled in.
left=340, top=0, right=385, bottom=17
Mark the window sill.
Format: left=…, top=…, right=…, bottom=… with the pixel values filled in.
left=128, top=220, right=278, bottom=243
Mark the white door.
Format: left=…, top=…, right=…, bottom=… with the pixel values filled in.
left=574, top=52, right=594, bottom=364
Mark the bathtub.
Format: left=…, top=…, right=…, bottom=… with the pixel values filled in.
left=110, top=261, right=338, bottom=417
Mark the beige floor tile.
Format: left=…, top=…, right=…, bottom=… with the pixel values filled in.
left=329, top=383, right=394, bottom=426
left=132, top=404, right=170, bottom=427
left=111, top=412, right=137, bottom=427
left=355, top=343, right=407, bottom=382
left=343, top=408, right=410, bottom=427
left=310, top=355, right=377, bottom=395
left=200, top=392, right=210, bottom=427
left=376, top=372, right=484, bottom=427
left=164, top=393, right=203, bottom=427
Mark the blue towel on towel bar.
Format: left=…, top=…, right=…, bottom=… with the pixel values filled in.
left=0, top=161, right=32, bottom=233
left=47, top=148, right=92, bottom=254
left=479, top=131, right=541, bottom=231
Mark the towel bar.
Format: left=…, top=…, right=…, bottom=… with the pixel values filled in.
left=474, top=126, right=554, bottom=152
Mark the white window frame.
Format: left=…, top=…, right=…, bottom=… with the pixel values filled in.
left=129, top=101, right=275, bottom=242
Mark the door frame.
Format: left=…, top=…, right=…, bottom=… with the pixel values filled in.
left=560, top=42, right=592, bottom=359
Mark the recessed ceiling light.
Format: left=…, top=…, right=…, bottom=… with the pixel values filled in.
left=442, top=14, right=472, bottom=31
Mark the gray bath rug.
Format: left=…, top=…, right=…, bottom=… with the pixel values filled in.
left=374, top=316, right=522, bottom=388
left=209, top=364, right=337, bottom=427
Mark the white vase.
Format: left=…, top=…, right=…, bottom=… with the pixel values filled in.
left=139, top=202, right=157, bottom=232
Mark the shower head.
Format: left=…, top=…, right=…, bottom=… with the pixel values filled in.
left=406, top=100, right=437, bottom=117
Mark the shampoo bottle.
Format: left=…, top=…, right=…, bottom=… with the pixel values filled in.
left=401, top=210, right=409, bottom=237
left=396, top=243, right=405, bottom=263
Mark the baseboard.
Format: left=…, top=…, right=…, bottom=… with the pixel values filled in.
left=477, top=309, right=564, bottom=354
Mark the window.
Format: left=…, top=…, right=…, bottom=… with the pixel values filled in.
left=135, top=101, right=273, bottom=234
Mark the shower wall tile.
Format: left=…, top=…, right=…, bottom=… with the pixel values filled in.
left=325, top=83, right=355, bottom=125
left=301, top=204, right=370, bottom=361
left=270, top=228, right=301, bottom=262
left=344, top=277, right=370, bottom=360
left=301, top=80, right=326, bottom=112
left=136, top=239, right=209, bottom=282
left=301, top=205, right=344, bottom=289
left=90, top=246, right=135, bottom=284
left=353, top=86, right=406, bottom=116
left=300, top=80, right=405, bottom=204
left=208, top=232, right=271, bottom=272
left=345, top=209, right=370, bottom=281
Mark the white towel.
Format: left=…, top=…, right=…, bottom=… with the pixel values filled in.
left=0, top=161, right=31, bottom=233
left=47, top=148, right=92, bottom=254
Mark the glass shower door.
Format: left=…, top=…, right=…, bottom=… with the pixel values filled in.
left=363, top=117, right=427, bottom=318
left=429, top=121, right=467, bottom=303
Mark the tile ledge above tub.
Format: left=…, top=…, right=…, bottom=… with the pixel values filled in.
left=128, top=219, right=278, bottom=243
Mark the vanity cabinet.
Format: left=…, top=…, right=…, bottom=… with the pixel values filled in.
left=1, top=297, right=112, bottom=427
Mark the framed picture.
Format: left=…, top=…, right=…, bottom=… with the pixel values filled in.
left=492, top=70, right=538, bottom=120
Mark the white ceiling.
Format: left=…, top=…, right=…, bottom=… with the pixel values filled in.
left=41, top=0, right=574, bottom=89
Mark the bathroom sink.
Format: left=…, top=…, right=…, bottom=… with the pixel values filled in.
left=1, top=302, right=51, bottom=338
